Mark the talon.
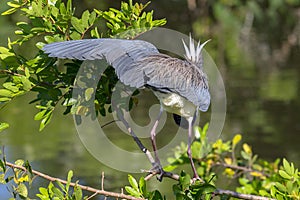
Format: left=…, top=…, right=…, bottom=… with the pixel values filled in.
left=149, top=162, right=166, bottom=181
left=157, top=168, right=166, bottom=182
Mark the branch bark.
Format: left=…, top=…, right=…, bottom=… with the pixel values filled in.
left=5, top=162, right=143, bottom=200
left=213, top=162, right=269, bottom=177
left=214, top=189, right=275, bottom=200
left=4, top=161, right=276, bottom=200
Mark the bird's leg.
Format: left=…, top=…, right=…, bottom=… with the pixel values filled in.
left=112, top=101, right=155, bottom=165
left=187, top=117, right=203, bottom=182
left=150, top=106, right=165, bottom=180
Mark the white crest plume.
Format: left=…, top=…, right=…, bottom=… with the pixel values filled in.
left=182, top=34, right=210, bottom=69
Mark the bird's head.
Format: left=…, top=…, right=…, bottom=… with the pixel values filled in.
left=182, top=35, right=210, bottom=69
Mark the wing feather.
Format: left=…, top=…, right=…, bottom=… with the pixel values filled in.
left=43, top=39, right=159, bottom=88
left=43, top=38, right=210, bottom=110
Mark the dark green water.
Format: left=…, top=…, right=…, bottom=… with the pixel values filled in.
left=1, top=0, right=300, bottom=199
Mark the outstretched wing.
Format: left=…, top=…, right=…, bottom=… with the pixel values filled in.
left=43, top=38, right=210, bottom=111
left=43, top=39, right=159, bottom=88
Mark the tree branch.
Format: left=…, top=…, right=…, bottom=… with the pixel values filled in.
left=4, top=161, right=276, bottom=200
left=144, top=169, right=275, bottom=200
left=213, top=162, right=269, bottom=177
left=214, top=189, right=275, bottom=200
left=5, top=162, right=144, bottom=200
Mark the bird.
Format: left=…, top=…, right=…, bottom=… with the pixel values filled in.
left=43, top=35, right=210, bottom=180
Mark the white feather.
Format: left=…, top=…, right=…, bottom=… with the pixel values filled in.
left=182, top=35, right=210, bottom=68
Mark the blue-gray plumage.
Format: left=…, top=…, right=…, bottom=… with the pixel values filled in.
left=43, top=36, right=210, bottom=180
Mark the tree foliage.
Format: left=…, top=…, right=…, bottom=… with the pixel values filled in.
left=0, top=0, right=299, bottom=200
left=0, top=0, right=166, bottom=131
left=1, top=131, right=300, bottom=199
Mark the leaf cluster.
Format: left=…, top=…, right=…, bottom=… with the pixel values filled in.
left=125, top=174, right=164, bottom=199
left=0, top=153, right=84, bottom=200
left=0, top=0, right=166, bottom=131
left=0, top=156, right=33, bottom=199
left=97, top=0, right=166, bottom=38
left=1, top=129, right=300, bottom=199
left=36, top=171, right=84, bottom=200
left=163, top=124, right=300, bottom=199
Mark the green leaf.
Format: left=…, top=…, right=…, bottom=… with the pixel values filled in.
left=51, top=6, right=59, bottom=18
left=0, top=97, right=11, bottom=102
left=279, top=170, right=292, bottom=179
left=52, top=186, right=64, bottom=198
left=179, top=171, right=191, bottom=191
left=1, top=8, right=18, bottom=15
left=16, top=183, right=28, bottom=198
left=282, top=158, right=294, bottom=175
left=0, top=174, right=5, bottom=184
left=139, top=177, right=146, bottom=195
left=24, top=160, right=33, bottom=175
left=81, top=10, right=90, bottom=28
left=0, top=123, right=9, bottom=132
left=275, top=182, right=287, bottom=192
left=241, top=151, right=251, bottom=160
left=70, top=31, right=81, bottom=40
left=20, top=76, right=33, bottom=91
left=125, top=186, right=140, bottom=197
left=34, top=110, right=47, bottom=121
left=91, top=27, right=100, bottom=38
left=71, top=17, right=84, bottom=33
left=15, top=159, right=24, bottom=166
left=198, top=183, right=216, bottom=195
left=66, top=0, right=73, bottom=14
left=39, top=111, right=53, bottom=131
left=128, top=174, right=139, bottom=191
left=3, top=82, right=19, bottom=93
left=7, top=2, right=21, bottom=8
left=259, top=189, right=270, bottom=197
left=38, top=187, right=48, bottom=196
left=74, top=184, right=83, bottom=200
left=88, top=11, right=97, bottom=25
left=66, top=170, right=73, bottom=192
left=36, top=42, right=45, bottom=50
left=0, top=47, right=15, bottom=60
left=55, top=180, right=66, bottom=193
left=0, top=89, right=14, bottom=97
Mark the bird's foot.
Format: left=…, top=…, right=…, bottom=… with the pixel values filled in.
left=149, top=162, right=166, bottom=182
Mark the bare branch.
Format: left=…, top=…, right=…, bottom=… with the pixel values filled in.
left=213, top=162, right=269, bottom=177
left=101, top=171, right=105, bottom=191
left=3, top=161, right=276, bottom=200
left=214, top=189, right=275, bottom=200
left=5, top=162, right=144, bottom=200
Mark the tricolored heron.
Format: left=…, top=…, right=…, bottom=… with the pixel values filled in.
left=43, top=35, right=210, bottom=180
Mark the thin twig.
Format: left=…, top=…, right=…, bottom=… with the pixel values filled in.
left=214, top=189, right=275, bottom=200
left=86, top=192, right=98, bottom=200
left=144, top=169, right=275, bottom=200
left=5, top=162, right=144, bottom=200
left=213, top=162, right=269, bottom=177
left=101, top=120, right=119, bottom=128
left=101, top=171, right=105, bottom=191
